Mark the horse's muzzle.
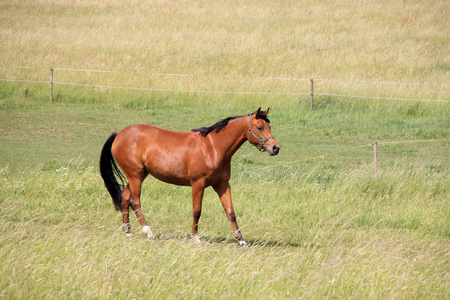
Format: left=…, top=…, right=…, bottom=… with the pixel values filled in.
left=268, top=144, right=280, bottom=156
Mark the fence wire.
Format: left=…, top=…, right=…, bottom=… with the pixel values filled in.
left=1, top=66, right=450, bottom=103
left=248, top=139, right=449, bottom=172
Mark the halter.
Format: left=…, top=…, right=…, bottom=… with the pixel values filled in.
left=248, top=115, right=273, bottom=152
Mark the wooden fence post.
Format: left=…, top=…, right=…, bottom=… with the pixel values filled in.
left=50, top=67, right=54, bottom=102
left=310, top=77, right=314, bottom=109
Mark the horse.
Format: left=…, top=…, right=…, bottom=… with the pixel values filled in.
left=99, top=107, right=280, bottom=246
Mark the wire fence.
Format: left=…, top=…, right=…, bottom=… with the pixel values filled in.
left=248, top=139, right=450, bottom=173
left=1, top=66, right=449, bottom=104
left=52, top=81, right=312, bottom=96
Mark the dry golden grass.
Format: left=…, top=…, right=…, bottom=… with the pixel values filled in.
left=1, top=0, right=448, bottom=100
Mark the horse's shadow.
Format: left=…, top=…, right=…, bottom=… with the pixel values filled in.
left=126, top=231, right=318, bottom=249
left=167, top=234, right=317, bottom=249
left=246, top=239, right=317, bottom=249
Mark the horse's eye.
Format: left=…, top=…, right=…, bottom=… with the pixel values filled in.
left=257, top=126, right=263, bottom=131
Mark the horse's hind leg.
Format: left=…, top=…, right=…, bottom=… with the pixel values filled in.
left=121, top=186, right=132, bottom=237
left=191, top=182, right=205, bottom=244
left=127, top=177, right=155, bottom=240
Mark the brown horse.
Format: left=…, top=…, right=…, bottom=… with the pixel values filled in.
left=99, top=107, right=279, bottom=246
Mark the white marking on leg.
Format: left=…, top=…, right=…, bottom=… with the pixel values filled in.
left=142, top=225, right=155, bottom=240
left=192, top=234, right=201, bottom=244
left=239, top=240, right=248, bottom=247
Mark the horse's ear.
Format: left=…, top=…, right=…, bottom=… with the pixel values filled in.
left=263, top=107, right=270, bottom=116
left=254, top=107, right=262, bottom=119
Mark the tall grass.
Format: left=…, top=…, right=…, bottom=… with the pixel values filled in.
left=0, top=156, right=448, bottom=298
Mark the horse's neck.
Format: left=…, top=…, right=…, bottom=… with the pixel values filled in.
left=210, top=116, right=248, bottom=160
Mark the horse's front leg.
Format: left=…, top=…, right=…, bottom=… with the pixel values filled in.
left=191, top=182, right=205, bottom=244
left=213, top=181, right=247, bottom=247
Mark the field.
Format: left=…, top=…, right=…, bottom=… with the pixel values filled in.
left=1, top=0, right=449, bottom=298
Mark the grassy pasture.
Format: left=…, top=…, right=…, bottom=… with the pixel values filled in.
left=1, top=0, right=449, bottom=299
left=0, top=96, right=448, bottom=299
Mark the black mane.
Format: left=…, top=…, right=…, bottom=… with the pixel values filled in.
left=192, top=110, right=270, bottom=137
left=192, top=115, right=243, bottom=137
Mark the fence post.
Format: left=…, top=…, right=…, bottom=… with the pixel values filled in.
left=373, top=141, right=378, bottom=176
left=50, top=67, right=54, bottom=102
left=310, top=77, right=314, bottom=109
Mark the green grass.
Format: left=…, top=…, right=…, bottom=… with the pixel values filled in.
left=1, top=0, right=449, bottom=298
left=0, top=97, right=448, bottom=298
left=0, top=155, right=449, bottom=298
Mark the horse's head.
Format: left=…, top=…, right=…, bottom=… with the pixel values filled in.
left=248, top=107, right=280, bottom=156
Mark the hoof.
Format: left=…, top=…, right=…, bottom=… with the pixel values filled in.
left=126, top=233, right=133, bottom=238
left=143, top=225, right=155, bottom=240
left=192, top=234, right=202, bottom=245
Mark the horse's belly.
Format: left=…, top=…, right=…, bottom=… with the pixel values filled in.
left=144, top=153, right=192, bottom=186
left=149, top=170, right=191, bottom=186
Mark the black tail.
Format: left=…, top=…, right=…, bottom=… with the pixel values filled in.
left=99, top=132, right=126, bottom=211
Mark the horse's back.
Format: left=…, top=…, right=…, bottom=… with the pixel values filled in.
left=115, top=123, right=190, bottom=145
